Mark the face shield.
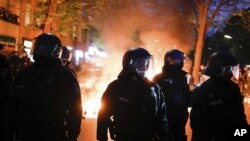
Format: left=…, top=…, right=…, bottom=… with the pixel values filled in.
left=131, top=56, right=154, bottom=78
left=220, top=64, right=239, bottom=80
left=164, top=55, right=184, bottom=71
left=166, top=56, right=183, bottom=65
left=30, top=33, right=62, bottom=59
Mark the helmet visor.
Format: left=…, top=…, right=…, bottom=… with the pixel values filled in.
left=30, top=36, right=62, bottom=58
left=221, top=64, right=239, bottom=80
left=131, top=56, right=154, bottom=78
left=166, top=56, right=183, bottom=65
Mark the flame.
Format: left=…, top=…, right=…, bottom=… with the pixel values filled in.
left=83, top=97, right=101, bottom=118
left=79, top=48, right=191, bottom=119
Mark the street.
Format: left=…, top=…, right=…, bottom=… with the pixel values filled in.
left=78, top=103, right=250, bottom=141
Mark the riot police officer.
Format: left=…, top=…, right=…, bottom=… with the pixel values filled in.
left=190, top=51, right=248, bottom=141
left=153, top=49, right=191, bottom=141
left=61, top=46, right=77, bottom=78
left=14, top=33, right=82, bottom=141
left=97, top=47, right=168, bottom=141
left=0, top=54, right=14, bottom=141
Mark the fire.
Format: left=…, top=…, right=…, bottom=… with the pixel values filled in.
left=79, top=70, right=112, bottom=119
left=79, top=48, right=192, bottom=119
left=83, top=97, right=101, bottom=119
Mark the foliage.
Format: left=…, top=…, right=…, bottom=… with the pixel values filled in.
left=187, top=0, right=250, bottom=83
left=33, top=1, right=50, bottom=29
left=206, top=0, right=250, bottom=36
left=204, top=8, right=250, bottom=65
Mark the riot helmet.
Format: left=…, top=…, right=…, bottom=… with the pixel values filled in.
left=203, top=51, right=239, bottom=79
left=31, top=33, right=62, bottom=59
left=122, top=47, right=153, bottom=78
left=61, top=46, right=72, bottom=65
left=163, top=49, right=185, bottom=71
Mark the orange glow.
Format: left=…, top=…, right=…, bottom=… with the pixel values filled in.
left=83, top=97, right=101, bottom=119
left=79, top=46, right=192, bottom=119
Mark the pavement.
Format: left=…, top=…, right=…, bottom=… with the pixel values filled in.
left=78, top=102, right=250, bottom=141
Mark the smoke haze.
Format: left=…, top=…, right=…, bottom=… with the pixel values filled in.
left=90, top=0, right=195, bottom=75
left=81, top=0, right=195, bottom=118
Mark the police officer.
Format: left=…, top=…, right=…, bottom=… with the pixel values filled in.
left=153, top=49, right=190, bottom=141
left=0, top=54, right=14, bottom=141
left=61, top=46, right=77, bottom=78
left=190, top=51, right=248, bottom=141
left=97, top=47, right=168, bottom=141
left=14, top=33, right=82, bottom=141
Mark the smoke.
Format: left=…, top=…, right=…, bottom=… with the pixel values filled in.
left=89, top=0, right=195, bottom=75
left=81, top=0, right=195, bottom=117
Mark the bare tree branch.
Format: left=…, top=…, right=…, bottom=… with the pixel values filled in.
left=205, top=0, right=226, bottom=32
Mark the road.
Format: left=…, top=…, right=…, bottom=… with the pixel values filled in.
left=78, top=103, right=250, bottom=141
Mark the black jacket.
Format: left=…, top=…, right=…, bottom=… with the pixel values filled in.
left=97, top=69, right=168, bottom=141
left=0, top=54, right=13, bottom=141
left=14, top=58, right=82, bottom=141
left=190, top=77, right=248, bottom=141
left=153, top=69, right=190, bottom=133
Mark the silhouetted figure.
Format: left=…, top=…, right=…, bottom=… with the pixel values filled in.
left=190, top=51, right=248, bottom=141
left=97, top=47, right=168, bottom=141
left=61, top=46, right=77, bottom=78
left=8, top=51, right=21, bottom=78
left=0, top=54, right=13, bottom=141
left=14, top=33, right=82, bottom=141
left=153, top=49, right=191, bottom=141
left=19, top=49, right=32, bottom=70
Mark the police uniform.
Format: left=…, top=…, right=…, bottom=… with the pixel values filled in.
left=154, top=69, right=190, bottom=141
left=97, top=48, right=168, bottom=141
left=13, top=33, right=82, bottom=141
left=190, top=51, right=248, bottom=141
left=97, top=71, right=168, bottom=141
left=153, top=49, right=190, bottom=141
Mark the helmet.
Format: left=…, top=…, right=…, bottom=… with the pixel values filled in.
left=31, top=33, right=62, bottom=59
left=122, top=47, right=152, bottom=77
left=203, top=51, right=238, bottom=78
left=0, top=54, right=11, bottom=80
left=122, top=47, right=152, bottom=68
left=0, top=54, right=10, bottom=69
left=61, top=46, right=72, bottom=62
left=163, top=49, right=185, bottom=71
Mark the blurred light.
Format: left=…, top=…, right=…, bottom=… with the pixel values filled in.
left=24, top=48, right=34, bottom=62
left=75, top=50, right=84, bottom=58
left=224, top=34, right=232, bottom=39
left=83, top=98, right=101, bottom=118
left=23, top=40, right=32, bottom=48
left=66, top=46, right=73, bottom=50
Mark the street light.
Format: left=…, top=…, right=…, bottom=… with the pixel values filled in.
left=224, top=34, right=232, bottom=39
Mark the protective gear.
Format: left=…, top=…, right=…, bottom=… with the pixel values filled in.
left=163, top=49, right=185, bottom=71
left=61, top=46, right=72, bottom=62
left=31, top=33, right=62, bottom=59
left=121, top=47, right=152, bottom=78
left=14, top=60, right=82, bottom=141
left=97, top=48, right=168, bottom=141
left=191, top=51, right=247, bottom=141
left=97, top=75, right=168, bottom=141
left=0, top=54, right=14, bottom=141
left=203, top=51, right=238, bottom=79
left=14, top=34, right=82, bottom=141
left=190, top=77, right=248, bottom=141
left=154, top=49, right=190, bottom=141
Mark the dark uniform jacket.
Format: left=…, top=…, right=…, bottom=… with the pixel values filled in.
left=190, top=77, right=248, bottom=141
left=97, top=70, right=168, bottom=141
left=14, top=58, right=82, bottom=141
left=0, top=54, right=13, bottom=141
left=153, top=70, right=190, bottom=140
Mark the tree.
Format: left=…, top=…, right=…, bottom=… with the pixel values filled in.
left=188, top=0, right=250, bottom=84
left=204, top=7, right=250, bottom=65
